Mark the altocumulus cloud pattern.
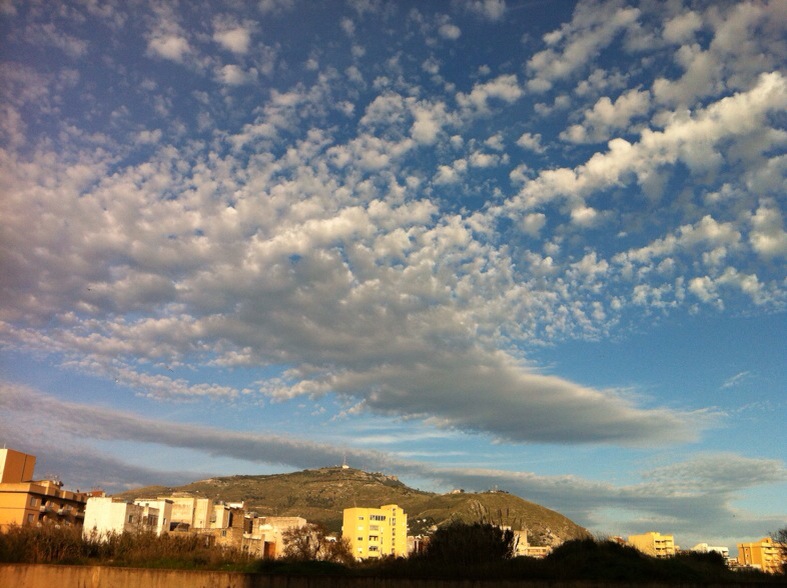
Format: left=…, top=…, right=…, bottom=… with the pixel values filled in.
left=0, top=0, right=785, bottom=550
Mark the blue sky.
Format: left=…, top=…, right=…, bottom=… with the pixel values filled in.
left=0, top=0, right=785, bottom=552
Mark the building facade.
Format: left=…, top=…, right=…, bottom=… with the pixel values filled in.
left=0, top=448, right=87, bottom=530
left=82, top=496, right=172, bottom=539
left=737, top=537, right=784, bottom=574
left=342, top=504, right=407, bottom=559
left=690, top=542, right=729, bottom=559
left=627, top=532, right=676, bottom=558
left=243, top=516, right=308, bottom=558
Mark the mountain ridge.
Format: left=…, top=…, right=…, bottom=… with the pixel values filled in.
left=113, top=466, right=591, bottom=545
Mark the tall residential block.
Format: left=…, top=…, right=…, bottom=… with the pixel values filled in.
left=0, top=448, right=36, bottom=484
left=627, top=531, right=676, bottom=558
left=0, top=448, right=87, bottom=530
left=342, top=504, right=407, bottom=559
left=737, top=537, right=785, bottom=574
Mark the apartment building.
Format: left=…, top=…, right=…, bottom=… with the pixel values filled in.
left=737, top=537, right=784, bottom=574
left=0, top=448, right=87, bottom=530
left=627, top=532, right=676, bottom=558
left=82, top=496, right=173, bottom=539
left=342, top=504, right=407, bottom=559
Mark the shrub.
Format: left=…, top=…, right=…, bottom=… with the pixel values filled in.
left=419, top=522, right=515, bottom=567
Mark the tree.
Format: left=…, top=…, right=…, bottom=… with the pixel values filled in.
left=772, top=527, right=787, bottom=573
left=281, top=523, right=353, bottom=564
left=421, top=522, right=515, bottom=566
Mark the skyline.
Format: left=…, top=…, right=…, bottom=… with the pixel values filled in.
left=0, top=0, right=785, bottom=552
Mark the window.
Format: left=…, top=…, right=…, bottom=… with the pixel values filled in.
left=128, top=515, right=134, bottom=523
left=357, top=537, right=363, bottom=541
left=27, top=514, right=34, bottom=524
left=357, top=516, right=364, bottom=520
left=29, top=497, right=38, bottom=507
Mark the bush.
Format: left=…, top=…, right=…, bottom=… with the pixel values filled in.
left=0, top=524, right=253, bottom=570
left=419, top=522, right=515, bottom=566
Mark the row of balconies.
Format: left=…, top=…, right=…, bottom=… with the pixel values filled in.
left=38, top=503, right=83, bottom=517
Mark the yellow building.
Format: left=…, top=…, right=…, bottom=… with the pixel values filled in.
left=343, top=504, right=407, bottom=559
left=0, top=448, right=87, bottom=530
left=627, top=532, right=676, bottom=558
left=737, top=537, right=784, bottom=574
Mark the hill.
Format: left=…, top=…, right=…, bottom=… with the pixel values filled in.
left=113, top=466, right=590, bottom=545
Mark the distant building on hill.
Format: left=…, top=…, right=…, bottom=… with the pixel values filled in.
left=0, top=447, right=87, bottom=530
left=342, top=504, right=407, bottom=559
left=627, top=531, right=676, bottom=558
left=737, top=537, right=784, bottom=574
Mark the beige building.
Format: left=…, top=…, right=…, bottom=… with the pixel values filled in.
left=0, top=448, right=87, bottom=530
left=737, top=537, right=784, bottom=574
left=166, top=495, right=215, bottom=530
left=627, top=532, right=676, bottom=558
left=243, top=516, right=308, bottom=558
left=343, top=504, right=407, bottom=559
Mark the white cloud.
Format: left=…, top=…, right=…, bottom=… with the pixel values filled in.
left=215, top=64, right=256, bottom=86
left=25, top=23, right=88, bottom=57
left=438, top=22, right=461, bottom=40
left=457, top=74, right=523, bottom=114
left=148, top=34, right=191, bottom=62
left=213, top=26, right=252, bottom=54
left=561, top=88, right=650, bottom=143
left=258, top=0, right=295, bottom=14
left=521, top=213, right=546, bottom=238
left=662, top=10, right=703, bottom=44
left=511, top=72, right=787, bottom=211
left=750, top=201, right=787, bottom=258
left=527, top=1, right=640, bottom=92
left=516, top=132, right=545, bottom=153
left=463, top=0, right=506, bottom=22
left=721, top=371, right=751, bottom=389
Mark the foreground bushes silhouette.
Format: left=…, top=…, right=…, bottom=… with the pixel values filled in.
left=421, top=522, right=515, bottom=565
left=2, top=525, right=783, bottom=582
left=379, top=535, right=780, bottom=583
left=0, top=524, right=252, bottom=570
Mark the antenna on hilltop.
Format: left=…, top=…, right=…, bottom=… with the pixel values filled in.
left=342, top=452, right=349, bottom=469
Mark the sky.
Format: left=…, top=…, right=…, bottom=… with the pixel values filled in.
left=0, top=0, right=785, bottom=553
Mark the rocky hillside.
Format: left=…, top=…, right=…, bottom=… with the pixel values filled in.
left=114, top=466, right=590, bottom=546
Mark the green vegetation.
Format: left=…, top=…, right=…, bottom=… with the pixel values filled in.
left=0, top=524, right=253, bottom=570
left=3, top=523, right=783, bottom=583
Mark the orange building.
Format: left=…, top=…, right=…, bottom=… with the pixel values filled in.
left=737, top=537, right=784, bottom=574
left=627, top=531, right=676, bottom=558
left=0, top=448, right=88, bottom=530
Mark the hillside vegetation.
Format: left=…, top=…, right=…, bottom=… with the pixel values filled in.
left=114, top=466, right=590, bottom=544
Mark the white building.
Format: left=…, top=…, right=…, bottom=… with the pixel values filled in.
left=133, top=498, right=173, bottom=536
left=82, top=496, right=171, bottom=540
left=691, top=542, right=730, bottom=558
